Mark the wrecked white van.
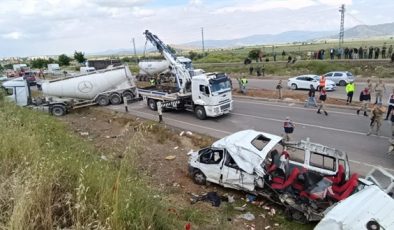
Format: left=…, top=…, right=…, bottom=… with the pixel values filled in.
left=188, top=129, right=352, bottom=222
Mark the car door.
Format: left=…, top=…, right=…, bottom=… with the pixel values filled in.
left=295, top=77, right=306, bottom=89
left=221, top=151, right=255, bottom=191
left=196, top=148, right=224, bottom=184
left=303, top=76, right=316, bottom=89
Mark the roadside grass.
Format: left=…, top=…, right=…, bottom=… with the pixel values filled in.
left=0, top=99, right=185, bottom=229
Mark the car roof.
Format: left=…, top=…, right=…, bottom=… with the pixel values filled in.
left=212, top=130, right=282, bottom=174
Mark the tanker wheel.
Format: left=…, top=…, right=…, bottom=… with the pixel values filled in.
left=51, top=105, right=66, bottom=116
left=122, top=91, right=134, bottom=102
left=148, top=99, right=157, bottom=111
left=110, top=93, right=122, bottom=105
left=96, top=95, right=110, bottom=106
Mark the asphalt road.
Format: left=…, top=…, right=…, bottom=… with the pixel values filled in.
left=109, top=98, right=394, bottom=176
left=235, top=78, right=394, bottom=104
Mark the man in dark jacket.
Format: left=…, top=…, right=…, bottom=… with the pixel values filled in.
left=305, top=84, right=317, bottom=107
left=357, top=88, right=371, bottom=116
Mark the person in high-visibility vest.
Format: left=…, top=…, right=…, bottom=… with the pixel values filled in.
left=319, top=75, right=326, bottom=91
left=149, top=78, right=156, bottom=86
left=239, top=76, right=248, bottom=94
left=345, top=80, right=355, bottom=104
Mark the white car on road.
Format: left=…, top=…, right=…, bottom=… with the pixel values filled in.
left=287, top=74, right=336, bottom=91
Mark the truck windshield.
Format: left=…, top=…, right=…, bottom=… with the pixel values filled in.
left=210, top=76, right=231, bottom=93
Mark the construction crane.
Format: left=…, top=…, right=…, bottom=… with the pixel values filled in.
left=143, top=30, right=191, bottom=94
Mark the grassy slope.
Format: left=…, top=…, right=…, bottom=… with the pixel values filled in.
left=0, top=98, right=181, bottom=229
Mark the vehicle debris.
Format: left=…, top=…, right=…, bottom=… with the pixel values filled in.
left=190, top=192, right=222, bottom=207
left=237, top=212, right=255, bottom=221
left=80, top=132, right=89, bottom=136
left=165, top=155, right=176, bottom=160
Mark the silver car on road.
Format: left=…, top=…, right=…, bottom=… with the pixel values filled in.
left=323, top=71, right=354, bottom=86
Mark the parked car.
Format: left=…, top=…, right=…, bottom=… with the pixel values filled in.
left=287, top=74, right=336, bottom=91
left=323, top=71, right=354, bottom=86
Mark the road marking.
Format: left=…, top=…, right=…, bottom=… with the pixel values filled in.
left=235, top=99, right=358, bottom=116
left=111, top=106, right=394, bottom=173
left=231, top=111, right=389, bottom=139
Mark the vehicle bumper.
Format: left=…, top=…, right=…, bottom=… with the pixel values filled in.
left=205, top=101, right=233, bottom=117
left=326, top=86, right=336, bottom=91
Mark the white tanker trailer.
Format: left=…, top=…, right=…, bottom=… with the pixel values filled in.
left=1, top=65, right=138, bottom=116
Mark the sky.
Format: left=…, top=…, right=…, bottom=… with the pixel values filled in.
left=0, top=0, right=393, bottom=57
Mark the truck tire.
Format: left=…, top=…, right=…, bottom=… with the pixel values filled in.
left=51, top=105, right=66, bottom=116
left=110, top=93, right=122, bottom=105
left=122, top=91, right=134, bottom=101
left=195, top=106, right=206, bottom=120
left=96, top=95, right=110, bottom=106
left=148, top=99, right=157, bottom=111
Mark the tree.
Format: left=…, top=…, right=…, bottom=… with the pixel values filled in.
left=30, top=58, right=50, bottom=69
left=58, top=54, right=71, bottom=66
left=0, top=64, right=3, bottom=72
left=248, top=49, right=261, bottom=62
left=189, top=51, right=198, bottom=60
left=74, top=51, right=86, bottom=64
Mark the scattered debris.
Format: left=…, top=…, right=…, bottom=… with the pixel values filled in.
left=234, top=206, right=246, bottom=212
left=186, top=131, right=193, bottom=136
left=246, top=194, right=256, bottom=202
left=227, top=195, right=235, bottom=203
left=174, top=146, right=179, bottom=150
left=179, top=131, right=185, bottom=136
left=269, top=208, right=276, bottom=216
left=100, top=155, right=108, bottom=161
left=165, top=155, right=176, bottom=160
left=190, top=192, right=222, bottom=207
left=259, top=214, right=266, bottom=219
left=238, top=212, right=255, bottom=221
left=264, top=226, right=271, bottom=229
left=274, top=223, right=279, bottom=227
left=80, top=132, right=89, bottom=136
left=172, top=183, right=180, bottom=187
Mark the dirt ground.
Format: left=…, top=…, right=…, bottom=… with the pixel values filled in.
left=58, top=107, right=312, bottom=230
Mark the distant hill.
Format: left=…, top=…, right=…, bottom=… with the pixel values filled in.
left=181, top=30, right=335, bottom=48
left=332, top=22, right=394, bottom=39
left=90, top=22, right=394, bottom=55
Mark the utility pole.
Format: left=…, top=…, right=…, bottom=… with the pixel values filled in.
left=338, top=4, right=345, bottom=48
left=201, top=27, right=205, bottom=54
left=132, top=37, right=138, bottom=63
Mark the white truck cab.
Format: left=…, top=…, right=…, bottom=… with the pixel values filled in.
left=1, top=77, right=30, bottom=106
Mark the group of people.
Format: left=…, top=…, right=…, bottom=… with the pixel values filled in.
left=312, top=44, right=394, bottom=60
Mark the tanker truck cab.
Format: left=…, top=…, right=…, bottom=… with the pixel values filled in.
left=1, top=77, right=30, bottom=106
left=191, top=73, right=232, bottom=119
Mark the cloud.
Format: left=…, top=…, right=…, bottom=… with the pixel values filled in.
left=131, top=7, right=155, bottom=17
left=2, top=32, right=24, bottom=40
left=213, top=0, right=316, bottom=14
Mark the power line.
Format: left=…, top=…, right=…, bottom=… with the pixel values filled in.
left=339, top=4, right=345, bottom=48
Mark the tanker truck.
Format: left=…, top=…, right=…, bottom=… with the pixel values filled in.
left=1, top=65, right=137, bottom=116
left=137, top=57, right=204, bottom=83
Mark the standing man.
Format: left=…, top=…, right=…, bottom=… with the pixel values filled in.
left=276, top=80, right=283, bottom=99
left=357, top=88, right=371, bottom=116
left=256, top=65, right=261, bottom=77
left=283, top=117, right=295, bottom=142
left=388, top=45, right=393, bottom=59
left=367, top=102, right=386, bottom=136
left=385, top=89, right=394, bottom=120
left=305, top=84, right=317, bottom=107
left=249, top=66, right=254, bottom=75
left=318, top=75, right=326, bottom=92
left=149, top=77, right=156, bottom=86
left=374, top=79, right=386, bottom=104
left=157, top=101, right=163, bottom=123
left=317, top=87, right=328, bottom=116
left=346, top=80, right=355, bottom=104
left=388, top=109, right=394, bottom=154
left=240, top=76, right=248, bottom=95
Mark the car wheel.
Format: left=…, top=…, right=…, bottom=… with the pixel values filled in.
left=148, top=98, right=157, bottom=111
left=339, top=80, right=346, bottom=86
left=193, top=170, right=206, bottom=185
left=195, top=106, right=207, bottom=120
left=51, top=105, right=66, bottom=116
left=291, top=83, right=298, bottom=90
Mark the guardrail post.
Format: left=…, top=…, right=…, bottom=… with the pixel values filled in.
left=123, top=97, right=128, bottom=112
